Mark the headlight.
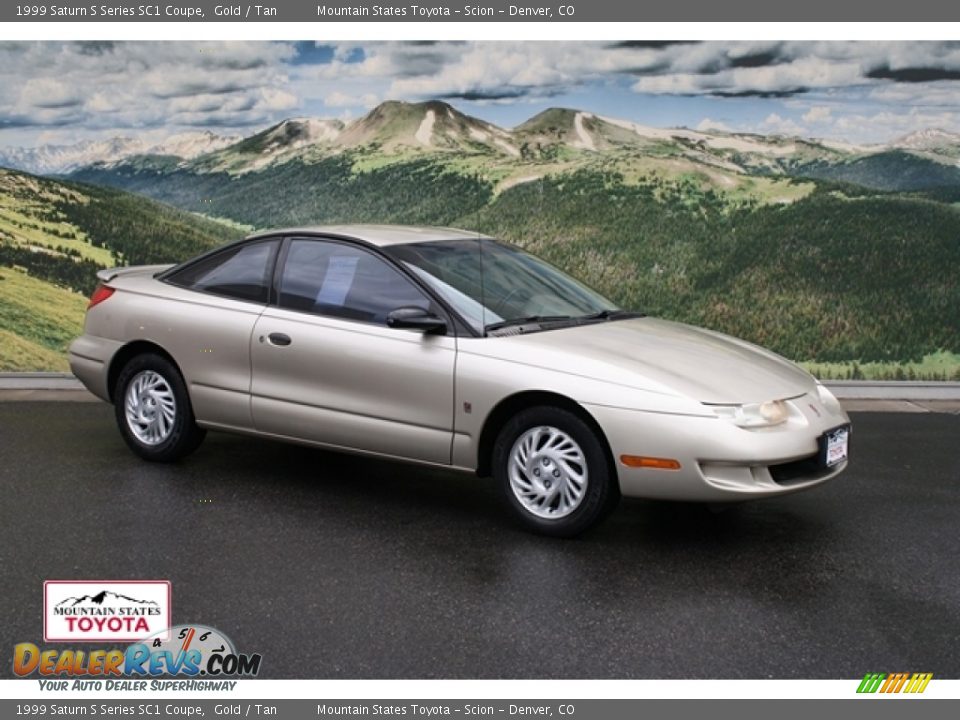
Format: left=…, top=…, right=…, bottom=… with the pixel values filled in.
left=708, top=399, right=789, bottom=428
left=816, top=383, right=844, bottom=414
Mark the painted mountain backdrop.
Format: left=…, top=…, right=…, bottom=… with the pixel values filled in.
left=1, top=100, right=959, bottom=378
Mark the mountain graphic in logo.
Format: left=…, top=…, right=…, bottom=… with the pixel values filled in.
left=56, top=590, right=159, bottom=608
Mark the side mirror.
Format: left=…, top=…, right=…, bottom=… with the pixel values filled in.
left=386, top=306, right=447, bottom=334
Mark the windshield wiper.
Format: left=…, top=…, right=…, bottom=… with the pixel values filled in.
left=484, top=315, right=575, bottom=335
left=484, top=310, right=644, bottom=335
left=579, top=309, right=645, bottom=321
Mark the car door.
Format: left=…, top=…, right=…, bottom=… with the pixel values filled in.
left=250, top=237, right=457, bottom=465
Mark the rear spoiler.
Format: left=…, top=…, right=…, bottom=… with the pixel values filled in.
left=96, top=264, right=176, bottom=283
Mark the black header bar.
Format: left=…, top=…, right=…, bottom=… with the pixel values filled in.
left=5, top=0, right=960, bottom=23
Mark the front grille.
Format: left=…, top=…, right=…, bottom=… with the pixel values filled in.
left=769, top=453, right=835, bottom=485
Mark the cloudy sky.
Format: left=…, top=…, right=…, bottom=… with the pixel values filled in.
left=2, top=40, right=960, bottom=147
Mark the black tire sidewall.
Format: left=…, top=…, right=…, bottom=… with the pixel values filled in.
left=493, top=406, right=617, bottom=537
left=114, top=354, right=203, bottom=462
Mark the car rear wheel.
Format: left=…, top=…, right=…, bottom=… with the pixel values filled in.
left=493, top=406, right=619, bottom=537
left=114, top=353, right=205, bottom=462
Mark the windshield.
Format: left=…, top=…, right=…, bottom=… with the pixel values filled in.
left=384, top=238, right=620, bottom=335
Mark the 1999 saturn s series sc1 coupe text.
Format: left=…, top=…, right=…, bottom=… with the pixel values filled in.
left=69, top=225, right=850, bottom=536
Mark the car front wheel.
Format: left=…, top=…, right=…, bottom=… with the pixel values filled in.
left=114, top=353, right=205, bottom=462
left=493, top=406, right=619, bottom=537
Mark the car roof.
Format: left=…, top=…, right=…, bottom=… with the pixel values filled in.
left=245, top=224, right=491, bottom=247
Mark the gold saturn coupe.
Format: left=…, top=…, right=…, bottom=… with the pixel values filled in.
left=70, top=225, right=850, bottom=536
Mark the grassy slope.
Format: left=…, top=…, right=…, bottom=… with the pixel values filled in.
left=0, top=168, right=237, bottom=370
left=802, top=352, right=960, bottom=382
left=0, top=170, right=113, bottom=264
left=0, top=268, right=86, bottom=371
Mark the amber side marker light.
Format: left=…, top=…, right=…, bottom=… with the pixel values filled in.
left=620, top=455, right=681, bottom=470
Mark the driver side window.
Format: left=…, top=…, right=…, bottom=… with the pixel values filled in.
left=278, top=238, right=432, bottom=325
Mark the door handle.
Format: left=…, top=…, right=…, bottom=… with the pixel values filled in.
left=267, top=333, right=292, bottom=347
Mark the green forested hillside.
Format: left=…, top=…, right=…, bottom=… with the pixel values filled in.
left=467, top=174, right=960, bottom=364
left=72, top=154, right=495, bottom=228
left=0, top=168, right=235, bottom=369
left=66, top=156, right=960, bottom=375
left=790, top=151, right=960, bottom=191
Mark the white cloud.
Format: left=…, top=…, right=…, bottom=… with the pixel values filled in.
left=5, top=41, right=960, bottom=147
left=741, top=105, right=960, bottom=145
left=830, top=108, right=960, bottom=142
left=867, top=81, right=960, bottom=106
left=696, top=118, right=734, bottom=133
left=0, top=41, right=298, bottom=134
left=85, top=92, right=122, bottom=114
left=324, top=91, right=380, bottom=108
left=632, top=56, right=864, bottom=97
left=258, top=87, right=299, bottom=112
left=17, top=78, right=82, bottom=110
left=309, top=41, right=960, bottom=108
left=760, top=113, right=807, bottom=136
left=803, top=106, right=832, bottom=123
left=631, top=73, right=702, bottom=95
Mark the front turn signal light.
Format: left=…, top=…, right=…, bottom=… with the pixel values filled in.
left=620, top=455, right=682, bottom=470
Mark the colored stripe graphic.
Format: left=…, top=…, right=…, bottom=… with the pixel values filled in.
left=905, top=673, right=934, bottom=693
left=857, top=673, right=885, bottom=693
left=857, top=672, right=932, bottom=693
left=885, top=673, right=909, bottom=693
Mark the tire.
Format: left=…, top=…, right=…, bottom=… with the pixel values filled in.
left=113, top=353, right=206, bottom=462
left=493, top=406, right=620, bottom=537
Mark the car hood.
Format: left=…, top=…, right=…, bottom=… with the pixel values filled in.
left=478, top=317, right=817, bottom=405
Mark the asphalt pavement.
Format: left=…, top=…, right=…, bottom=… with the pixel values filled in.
left=1, top=402, right=958, bottom=679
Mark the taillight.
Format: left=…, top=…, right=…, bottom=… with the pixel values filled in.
left=87, top=284, right=115, bottom=309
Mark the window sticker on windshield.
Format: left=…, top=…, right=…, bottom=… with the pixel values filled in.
left=316, top=255, right=360, bottom=306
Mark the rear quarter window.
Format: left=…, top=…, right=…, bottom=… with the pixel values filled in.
left=165, top=240, right=279, bottom=304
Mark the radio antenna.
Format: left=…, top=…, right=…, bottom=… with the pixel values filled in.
left=478, top=229, right=486, bottom=336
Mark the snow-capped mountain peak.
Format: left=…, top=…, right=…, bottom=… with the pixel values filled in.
left=892, top=128, right=960, bottom=151
left=146, top=130, right=240, bottom=159
left=258, top=118, right=344, bottom=152
left=0, top=131, right=239, bottom=175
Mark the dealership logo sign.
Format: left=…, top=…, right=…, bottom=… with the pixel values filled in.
left=44, top=581, right=170, bottom=642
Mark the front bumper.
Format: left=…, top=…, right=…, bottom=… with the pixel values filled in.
left=585, top=393, right=850, bottom=502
